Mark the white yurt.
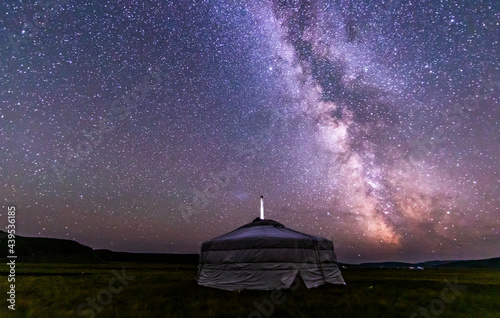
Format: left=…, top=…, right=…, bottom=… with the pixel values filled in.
left=197, top=198, right=345, bottom=290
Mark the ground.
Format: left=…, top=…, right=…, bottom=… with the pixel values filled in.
left=0, top=263, right=499, bottom=317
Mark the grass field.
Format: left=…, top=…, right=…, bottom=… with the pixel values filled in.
left=0, top=262, right=499, bottom=318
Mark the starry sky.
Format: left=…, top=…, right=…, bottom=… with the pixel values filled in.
left=1, top=0, right=499, bottom=263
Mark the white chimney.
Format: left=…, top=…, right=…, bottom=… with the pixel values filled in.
left=260, top=196, right=264, bottom=219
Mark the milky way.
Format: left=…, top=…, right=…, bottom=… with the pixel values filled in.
left=1, top=0, right=499, bottom=262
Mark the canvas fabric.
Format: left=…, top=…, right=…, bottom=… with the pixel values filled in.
left=197, top=219, right=345, bottom=290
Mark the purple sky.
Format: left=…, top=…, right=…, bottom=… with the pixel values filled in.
left=1, top=0, right=499, bottom=263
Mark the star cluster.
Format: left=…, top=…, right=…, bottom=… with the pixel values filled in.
left=1, top=0, right=499, bottom=262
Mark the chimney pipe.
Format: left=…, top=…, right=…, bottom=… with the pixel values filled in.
left=260, top=196, right=264, bottom=220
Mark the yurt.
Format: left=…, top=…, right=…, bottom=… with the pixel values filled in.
left=197, top=198, right=345, bottom=290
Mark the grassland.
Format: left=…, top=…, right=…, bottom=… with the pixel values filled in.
left=0, top=262, right=499, bottom=318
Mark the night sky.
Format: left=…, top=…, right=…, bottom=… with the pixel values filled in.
left=1, top=0, right=499, bottom=263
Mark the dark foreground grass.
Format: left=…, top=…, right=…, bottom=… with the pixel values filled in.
left=0, top=262, right=499, bottom=318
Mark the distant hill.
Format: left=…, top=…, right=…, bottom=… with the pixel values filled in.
left=416, top=260, right=456, bottom=267
left=434, top=258, right=500, bottom=269
left=355, top=260, right=453, bottom=268
left=0, top=230, right=103, bottom=263
left=94, top=249, right=198, bottom=263
left=348, top=258, right=500, bottom=269
left=355, top=262, right=414, bottom=268
left=0, top=231, right=198, bottom=264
